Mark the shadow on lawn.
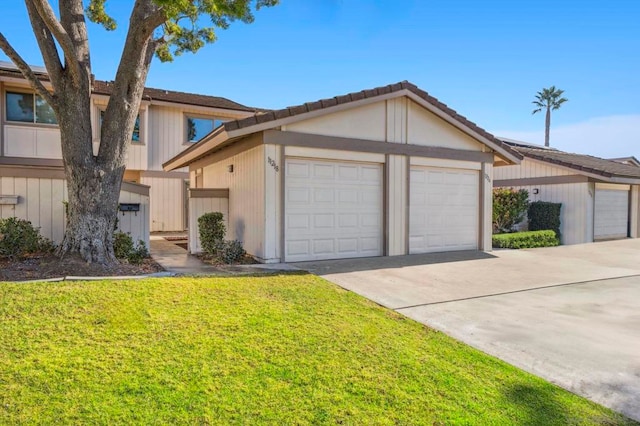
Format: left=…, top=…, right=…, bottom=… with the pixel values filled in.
left=504, top=384, right=572, bottom=425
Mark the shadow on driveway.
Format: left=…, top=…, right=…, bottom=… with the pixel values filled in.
left=292, top=250, right=496, bottom=275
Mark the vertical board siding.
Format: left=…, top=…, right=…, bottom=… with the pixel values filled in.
left=116, top=191, right=150, bottom=248
left=494, top=158, right=573, bottom=180
left=385, top=98, right=408, bottom=144
left=386, top=154, right=407, bottom=255
left=504, top=182, right=590, bottom=245
left=188, top=197, right=229, bottom=253
left=202, top=145, right=265, bottom=259
left=140, top=176, right=186, bottom=232
left=0, top=176, right=149, bottom=247
left=263, top=144, right=282, bottom=262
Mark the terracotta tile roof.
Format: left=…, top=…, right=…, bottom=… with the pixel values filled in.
left=0, top=64, right=257, bottom=112
left=221, top=81, right=522, bottom=160
left=504, top=142, right=640, bottom=180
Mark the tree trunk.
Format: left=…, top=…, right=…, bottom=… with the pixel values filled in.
left=544, top=106, right=551, bottom=147
left=56, top=84, right=125, bottom=265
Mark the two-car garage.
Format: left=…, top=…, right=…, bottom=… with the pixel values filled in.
left=284, top=157, right=482, bottom=262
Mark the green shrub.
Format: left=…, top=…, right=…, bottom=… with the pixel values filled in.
left=113, top=231, right=149, bottom=264
left=0, top=217, right=54, bottom=258
left=198, top=212, right=226, bottom=255
left=493, top=188, right=529, bottom=233
left=216, top=239, right=246, bottom=264
left=492, top=230, right=559, bottom=249
left=528, top=201, right=562, bottom=240
left=113, top=231, right=134, bottom=260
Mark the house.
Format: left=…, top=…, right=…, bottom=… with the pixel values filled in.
left=164, top=81, right=522, bottom=263
left=0, top=61, right=256, bottom=245
left=494, top=139, right=640, bottom=244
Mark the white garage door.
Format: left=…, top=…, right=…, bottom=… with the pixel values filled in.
left=285, top=158, right=383, bottom=262
left=594, top=187, right=629, bottom=239
left=410, top=166, right=479, bottom=254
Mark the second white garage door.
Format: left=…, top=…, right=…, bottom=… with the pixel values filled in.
left=284, top=158, right=383, bottom=262
left=594, top=185, right=629, bottom=240
left=410, top=166, right=479, bottom=254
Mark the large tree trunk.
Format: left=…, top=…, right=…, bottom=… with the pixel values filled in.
left=544, top=106, right=551, bottom=147
left=55, top=81, right=126, bottom=265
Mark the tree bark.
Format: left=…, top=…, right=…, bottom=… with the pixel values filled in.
left=544, top=106, right=551, bottom=147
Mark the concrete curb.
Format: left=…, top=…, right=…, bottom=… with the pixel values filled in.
left=4, top=271, right=176, bottom=284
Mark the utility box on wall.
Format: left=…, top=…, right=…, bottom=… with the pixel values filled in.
left=0, top=195, right=19, bottom=205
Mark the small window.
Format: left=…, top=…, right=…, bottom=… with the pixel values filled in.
left=5, top=91, right=57, bottom=124
left=100, top=110, right=141, bottom=143
left=186, top=116, right=226, bottom=143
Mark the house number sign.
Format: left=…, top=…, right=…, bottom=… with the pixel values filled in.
left=268, top=156, right=280, bottom=172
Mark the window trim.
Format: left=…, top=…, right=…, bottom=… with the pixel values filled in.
left=96, top=106, right=145, bottom=145
left=4, top=87, right=59, bottom=127
left=183, top=113, right=226, bottom=145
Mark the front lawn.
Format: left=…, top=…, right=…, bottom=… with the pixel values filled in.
left=0, top=275, right=634, bottom=424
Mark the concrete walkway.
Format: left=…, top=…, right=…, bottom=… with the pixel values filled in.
left=149, top=236, right=298, bottom=275
left=293, top=239, right=640, bottom=421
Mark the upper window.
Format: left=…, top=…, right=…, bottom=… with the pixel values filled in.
left=186, top=116, right=225, bottom=143
left=6, top=91, right=57, bottom=125
left=99, top=110, right=141, bottom=143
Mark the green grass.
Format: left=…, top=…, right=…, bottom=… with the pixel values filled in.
left=0, top=274, right=634, bottom=425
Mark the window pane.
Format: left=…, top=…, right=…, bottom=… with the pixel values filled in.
left=35, top=95, right=57, bottom=124
left=6, top=92, right=34, bottom=123
left=132, top=115, right=141, bottom=142
left=186, top=117, right=214, bottom=142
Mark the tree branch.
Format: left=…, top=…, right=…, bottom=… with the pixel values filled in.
left=25, top=0, right=63, bottom=87
left=28, top=0, right=82, bottom=84
left=0, top=32, right=56, bottom=107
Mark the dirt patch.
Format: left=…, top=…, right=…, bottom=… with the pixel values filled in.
left=0, top=254, right=164, bottom=282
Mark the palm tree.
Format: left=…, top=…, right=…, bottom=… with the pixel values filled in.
left=532, top=86, right=568, bottom=147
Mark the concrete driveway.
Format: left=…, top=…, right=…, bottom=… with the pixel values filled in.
left=293, top=239, right=640, bottom=421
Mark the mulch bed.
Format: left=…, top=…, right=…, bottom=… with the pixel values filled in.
left=0, top=254, right=164, bottom=282
left=195, top=253, right=258, bottom=266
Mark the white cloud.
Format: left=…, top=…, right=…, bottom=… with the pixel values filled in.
left=493, top=114, right=640, bottom=159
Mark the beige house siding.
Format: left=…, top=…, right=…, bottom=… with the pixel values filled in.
left=0, top=175, right=149, bottom=247
left=202, top=144, right=266, bottom=259
left=494, top=158, right=573, bottom=180
left=386, top=154, right=408, bottom=255
left=406, top=101, right=483, bottom=151
left=140, top=175, right=186, bottom=232
left=284, top=102, right=386, bottom=142
left=499, top=182, right=593, bottom=245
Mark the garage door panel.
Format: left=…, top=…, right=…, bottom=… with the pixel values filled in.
left=595, top=189, right=628, bottom=239
left=285, top=158, right=383, bottom=261
left=410, top=166, right=479, bottom=254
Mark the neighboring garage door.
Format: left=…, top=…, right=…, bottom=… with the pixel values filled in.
left=410, top=166, right=479, bottom=253
left=285, top=158, right=383, bottom=262
left=594, top=185, right=629, bottom=240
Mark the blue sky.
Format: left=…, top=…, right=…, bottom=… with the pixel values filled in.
left=1, top=1, right=639, bottom=157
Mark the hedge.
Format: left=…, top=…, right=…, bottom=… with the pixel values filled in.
left=493, top=188, right=529, bottom=233
left=492, top=230, right=560, bottom=249
left=528, top=201, right=562, bottom=239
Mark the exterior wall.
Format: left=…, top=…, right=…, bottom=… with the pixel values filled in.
left=3, top=125, right=61, bottom=158
left=285, top=102, right=386, bottom=142
left=386, top=154, right=408, bottom=255
left=633, top=185, right=640, bottom=239
left=0, top=175, right=149, bottom=247
left=406, top=101, right=483, bottom=151
left=497, top=182, right=593, bottom=245
left=140, top=175, right=186, bottom=232
left=188, top=195, right=229, bottom=253
left=494, top=158, right=573, bottom=180
left=116, top=189, right=151, bottom=249
left=201, top=145, right=266, bottom=259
